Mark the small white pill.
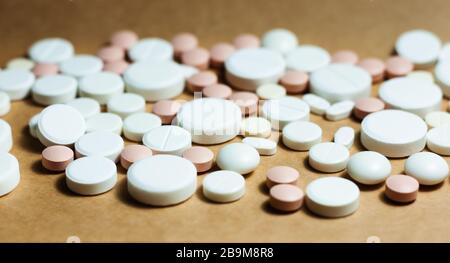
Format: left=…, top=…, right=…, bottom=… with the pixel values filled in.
left=425, top=111, right=450, bottom=128
left=395, top=29, right=441, bottom=68
left=285, top=45, right=330, bottom=73
left=242, top=137, right=277, bottom=156
left=256, top=83, right=286, bottom=99
left=216, top=143, right=260, bottom=174
left=123, top=112, right=162, bottom=142
left=0, top=153, right=20, bottom=196
left=302, top=93, right=330, bottom=116
left=326, top=100, right=355, bottom=121
left=127, top=154, right=197, bottom=206
left=261, top=96, right=310, bottom=130
left=79, top=72, right=124, bottom=105
left=405, top=152, right=449, bottom=185
left=306, top=177, right=359, bottom=218
left=65, top=156, right=117, bottom=195
left=28, top=38, right=74, bottom=64
left=427, top=126, right=450, bottom=155
left=128, top=38, right=173, bottom=62
left=261, top=28, right=298, bottom=54
left=143, top=125, right=191, bottom=156
left=240, top=117, right=272, bottom=138
left=282, top=121, right=322, bottom=151
left=75, top=131, right=124, bottom=162
left=60, top=55, right=103, bottom=79
left=203, top=170, right=246, bottom=203
left=28, top=113, right=40, bottom=138
left=334, top=126, right=355, bottom=149
left=347, top=151, right=391, bottom=185
left=31, top=74, right=77, bottom=105
left=0, top=91, right=11, bottom=116
left=86, top=113, right=123, bottom=135
left=66, top=97, right=101, bottom=119
left=6, top=58, right=35, bottom=71
left=0, top=119, right=13, bottom=152
left=0, top=69, right=35, bottom=100
left=435, top=60, right=450, bottom=98
left=407, top=70, right=434, bottom=83
left=107, top=93, right=145, bottom=119
left=308, top=142, right=349, bottom=173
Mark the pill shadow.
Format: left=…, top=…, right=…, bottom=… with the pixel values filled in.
left=55, top=175, right=78, bottom=197
left=260, top=200, right=325, bottom=219
left=19, top=126, right=45, bottom=154
left=114, top=178, right=152, bottom=209
left=378, top=192, right=415, bottom=207
left=31, top=159, right=61, bottom=176
left=258, top=181, right=269, bottom=195
left=419, top=182, right=444, bottom=192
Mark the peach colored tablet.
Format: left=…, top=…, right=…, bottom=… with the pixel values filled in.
left=182, top=146, right=214, bottom=173
left=210, top=43, right=235, bottom=68
left=120, top=144, right=153, bottom=169
left=32, top=63, right=59, bottom=78
left=97, top=46, right=125, bottom=63
left=181, top=47, right=210, bottom=70
left=152, top=100, right=181, bottom=124
left=269, top=184, right=304, bottom=212
left=233, top=34, right=260, bottom=49
left=42, top=145, right=74, bottom=172
left=385, top=174, right=419, bottom=203
left=171, top=32, right=198, bottom=59
left=230, top=92, right=259, bottom=116
left=279, top=70, right=309, bottom=94
left=103, top=60, right=129, bottom=75
left=385, top=56, right=414, bottom=78
left=353, top=97, right=385, bottom=120
left=331, top=50, right=359, bottom=64
left=266, top=166, right=299, bottom=188
left=187, top=71, right=218, bottom=93
left=110, top=30, right=138, bottom=49
left=202, top=84, right=233, bottom=99
left=357, top=58, right=386, bottom=83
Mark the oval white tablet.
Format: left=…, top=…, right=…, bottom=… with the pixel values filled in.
left=31, top=74, right=77, bottom=105
left=86, top=112, right=123, bottom=135
left=75, top=131, right=124, bottom=162
left=282, top=121, right=322, bottom=151
left=127, top=155, right=197, bottom=206
left=435, top=60, right=450, bottom=98
left=128, top=38, right=173, bottom=62
left=262, top=28, right=298, bottom=54
left=361, top=110, right=427, bottom=157
left=0, top=153, right=20, bottom=196
left=123, top=112, right=162, bottom=142
left=334, top=126, right=355, bottom=149
left=256, top=83, right=286, bottom=100
left=285, top=45, right=330, bottom=73
left=28, top=38, right=74, bottom=63
left=0, top=119, right=13, bottom=152
left=142, top=125, right=191, bottom=156
left=347, top=151, right=391, bottom=185
left=106, top=93, right=146, bottom=119
left=326, top=100, right=355, bottom=121
left=216, top=143, right=260, bottom=174
left=405, top=152, right=449, bottom=185
left=261, top=96, right=310, bottom=130
left=427, top=126, right=450, bottom=155
left=79, top=72, right=124, bottom=105
left=0, top=69, right=35, bottom=100
left=308, top=142, right=349, bottom=173
left=0, top=91, right=11, bottom=116
left=395, top=29, right=441, bottom=68
left=60, top=55, right=103, bottom=79
left=302, top=93, right=330, bottom=116
left=66, top=97, right=101, bottom=119
left=240, top=116, right=272, bottom=138
left=242, top=137, right=277, bottom=156
left=203, top=170, right=246, bottom=203
left=425, top=111, right=450, bottom=128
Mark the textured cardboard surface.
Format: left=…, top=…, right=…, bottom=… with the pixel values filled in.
left=1, top=0, right=450, bottom=242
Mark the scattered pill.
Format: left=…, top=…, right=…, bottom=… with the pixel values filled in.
left=407, top=70, right=434, bottom=83
left=103, top=60, right=129, bottom=75
left=0, top=119, right=13, bottom=152
left=427, top=126, right=450, bottom=155
left=181, top=47, right=210, bottom=70
left=28, top=38, right=74, bottom=63
left=7, top=58, right=35, bottom=71
left=75, top=131, right=124, bottom=162
left=230, top=91, right=259, bottom=115
left=302, top=93, right=330, bottom=115
left=202, top=83, right=232, bottom=99
left=151, top=100, right=181, bottom=125
left=240, top=116, right=272, bottom=138
left=107, top=93, right=145, bottom=119
left=41, top=145, right=74, bottom=172
left=0, top=153, right=20, bottom=196
left=308, top=142, right=349, bottom=173
left=357, top=58, right=386, bottom=83
left=405, top=152, right=449, bottom=185
left=334, top=126, right=355, bottom=149
left=279, top=70, right=309, bottom=94
left=31, top=74, right=77, bottom=105
left=233, top=34, right=260, bottom=49
left=326, top=100, right=355, bottom=121
left=86, top=112, right=123, bottom=135
left=182, top=146, right=214, bottom=173
left=256, top=83, right=286, bottom=100
left=425, top=111, right=450, bottom=128
left=286, top=45, right=331, bottom=73
left=142, top=125, right=191, bottom=156
left=0, top=68, right=35, bottom=100
left=171, top=33, right=198, bottom=59
left=97, top=46, right=125, bottom=63
left=242, top=137, right=277, bottom=156
left=395, top=29, right=441, bottom=68
left=353, top=97, right=385, bottom=120
left=385, top=175, right=419, bottom=203
left=261, top=96, right=310, bottom=130
left=266, top=166, right=299, bottom=188
left=269, top=184, right=304, bottom=212
left=331, top=50, right=359, bottom=64
left=32, top=63, right=59, bottom=77
left=435, top=60, right=450, bottom=98
left=385, top=56, right=413, bottom=78
left=110, top=30, right=138, bottom=50
left=123, top=112, right=161, bottom=142
left=203, top=170, right=246, bottom=203
left=128, top=38, right=173, bottom=62
left=209, top=43, right=235, bottom=68
left=186, top=71, right=218, bottom=93
left=28, top=113, right=40, bottom=138
left=66, top=97, right=101, bottom=119
left=79, top=72, right=124, bottom=105
left=0, top=92, right=11, bottom=116
left=347, top=151, right=391, bottom=185
left=120, top=144, right=153, bottom=170
left=282, top=121, right=322, bottom=151
left=216, top=143, right=260, bottom=174
left=262, top=28, right=298, bottom=54
left=60, top=55, right=103, bottom=79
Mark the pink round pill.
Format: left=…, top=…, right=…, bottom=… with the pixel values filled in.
left=202, top=84, right=233, bottom=99
left=103, top=60, right=129, bottom=75
left=233, top=34, right=260, bottom=49
left=353, top=97, right=385, bottom=120
left=152, top=100, right=181, bottom=124
left=182, top=146, right=214, bottom=173
left=279, top=70, right=309, bottom=94
left=357, top=58, right=386, bottom=83
left=269, top=184, right=304, bottom=212
left=230, top=91, right=259, bottom=116
left=32, top=63, right=59, bottom=78
left=187, top=71, right=218, bottom=93
left=266, top=166, right=300, bottom=188
left=385, top=56, right=414, bottom=78
left=181, top=47, right=210, bottom=70
left=110, top=30, right=138, bottom=50
left=171, top=32, right=199, bottom=59
left=120, top=144, right=153, bottom=169
left=331, top=50, right=359, bottom=64
left=385, top=174, right=419, bottom=203
left=42, top=145, right=74, bottom=172
left=210, top=42, right=235, bottom=68
left=97, top=46, right=125, bottom=63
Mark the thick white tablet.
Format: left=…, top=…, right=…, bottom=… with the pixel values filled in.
left=308, top=142, right=349, bottom=173
left=60, top=55, right=103, bottom=79
left=282, top=121, right=321, bottom=151
left=203, top=170, right=246, bottom=203
left=361, top=110, right=427, bottom=157
left=242, top=137, right=277, bottom=156
left=31, top=74, right=77, bottom=105
left=326, top=100, right=355, bottom=121
left=395, top=29, right=441, bottom=68
left=176, top=98, right=242, bottom=144
left=37, top=104, right=86, bottom=146
left=79, top=72, right=124, bottom=105
left=0, top=153, right=20, bottom=196
left=86, top=113, right=123, bottom=135
left=65, top=156, right=117, bottom=195
left=240, top=116, right=272, bottom=138
left=127, top=154, right=197, bottom=206
left=261, top=96, right=310, bottom=130
left=427, top=126, right=450, bottom=155
left=106, top=93, right=146, bottom=119
left=379, top=77, right=442, bottom=118
left=216, top=143, right=260, bottom=174
left=0, top=119, right=13, bottom=152
left=0, top=69, right=35, bottom=100
left=142, top=125, right=191, bottom=156
left=6, top=58, right=35, bottom=71
left=28, top=38, right=74, bottom=63
left=225, top=48, right=286, bottom=91
left=261, top=28, right=298, bottom=54
left=0, top=91, right=11, bottom=116
left=66, top=97, right=101, bottom=119
left=128, top=38, right=173, bottom=62
left=347, top=151, right=391, bottom=185
left=310, top=64, right=371, bottom=103
left=425, top=111, right=450, bottom=128
left=123, top=112, right=162, bottom=142
left=28, top=113, right=40, bottom=138
left=285, top=45, right=330, bottom=73
left=302, top=93, right=330, bottom=116
left=306, top=177, right=359, bottom=218
left=334, top=126, right=355, bottom=149
left=435, top=60, right=450, bottom=97
left=256, top=83, right=286, bottom=99
left=405, top=152, right=449, bottom=185
left=75, top=131, right=124, bottom=162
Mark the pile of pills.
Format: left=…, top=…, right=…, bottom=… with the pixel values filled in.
left=1, top=28, right=450, bottom=218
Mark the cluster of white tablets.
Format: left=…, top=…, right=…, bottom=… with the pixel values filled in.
left=0, top=28, right=450, bottom=218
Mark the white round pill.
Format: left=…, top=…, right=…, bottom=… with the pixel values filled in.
left=256, top=83, right=286, bottom=99
left=334, top=126, right=355, bottom=149
left=395, top=29, right=441, bottom=68
left=261, top=28, right=298, bottom=54
left=66, top=97, right=101, bottom=119
left=326, top=100, right=355, bottom=121
left=0, top=119, right=13, bottom=153
left=107, top=93, right=146, bottom=119
left=127, top=154, right=197, bottom=206
left=0, top=69, right=35, bottom=100
left=60, top=55, right=103, bottom=79
left=65, top=156, right=117, bottom=195
left=306, top=177, right=359, bottom=218
left=143, top=125, right=191, bottom=156
left=216, top=143, right=260, bottom=174
left=285, top=45, right=331, bottom=73
left=28, top=113, right=40, bottom=138
left=427, top=126, right=450, bottom=155
left=361, top=110, right=427, bottom=157
left=86, top=113, right=123, bottom=135
left=128, top=38, right=173, bottom=62
left=435, top=60, right=450, bottom=98
left=310, top=64, right=372, bottom=103
left=425, top=111, right=450, bottom=128
left=75, top=131, right=124, bottom=162
left=28, top=38, right=74, bottom=63
left=302, top=93, right=330, bottom=116
left=79, top=72, right=124, bottom=105
left=405, top=152, right=449, bottom=185
left=261, top=96, right=310, bottom=130
left=0, top=153, right=20, bottom=196
left=347, top=151, right=391, bottom=185
left=203, top=170, right=246, bottom=203
left=0, top=91, right=11, bottom=116
left=123, top=112, right=162, bottom=142
left=242, top=137, right=277, bottom=156
left=240, top=116, right=272, bottom=138
left=282, top=121, right=322, bottom=151
left=31, top=74, right=77, bottom=105
left=309, top=142, right=349, bottom=173
left=37, top=104, right=86, bottom=146
left=6, top=58, right=35, bottom=71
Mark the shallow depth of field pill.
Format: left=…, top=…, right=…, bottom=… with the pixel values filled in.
left=41, top=145, right=74, bottom=172
left=28, top=38, right=74, bottom=63
left=151, top=100, right=181, bottom=125
left=97, top=46, right=125, bottom=63
left=123, top=112, right=161, bottom=142
left=107, top=93, right=145, bottom=119
left=266, top=166, right=299, bottom=188
left=331, top=50, right=359, bottom=64
left=357, top=58, right=386, bottom=83
left=353, top=97, right=385, bottom=120
left=31, top=74, right=77, bottom=105
left=262, top=96, right=310, bottom=130
left=242, top=137, right=277, bottom=156
left=326, top=100, right=355, bottom=121
left=347, top=151, right=391, bottom=185
left=66, top=97, right=101, bottom=119
left=171, top=32, right=198, bottom=59
left=385, top=175, right=419, bottom=203
left=110, top=30, right=138, bottom=50
left=427, top=126, right=450, bottom=155
left=7, top=58, right=35, bottom=71
left=385, top=56, right=413, bottom=78
left=186, top=71, right=217, bottom=93
left=256, top=83, right=286, bottom=100
left=86, top=112, right=123, bottom=135
left=60, top=55, right=103, bottom=79
left=334, top=126, right=355, bottom=149
left=0, top=69, right=35, bottom=100
left=216, top=143, right=260, bottom=174
left=262, top=28, right=298, bottom=54
left=181, top=47, right=210, bottom=70
left=279, top=70, right=309, bottom=94
left=120, top=144, right=153, bottom=170
left=28, top=113, right=40, bottom=138
left=282, top=121, right=322, bottom=151
left=203, top=170, right=246, bottom=203
left=435, top=60, right=450, bottom=97
left=233, top=34, right=260, bottom=49
left=142, top=125, right=191, bottom=156
left=103, top=60, right=129, bottom=75
left=0, top=119, right=12, bottom=153
left=202, top=84, right=232, bottom=99
left=407, top=70, right=434, bottom=83
left=182, top=146, right=214, bottom=173
left=128, top=38, right=173, bottom=62
left=425, top=111, right=450, bottom=128
left=230, top=91, right=259, bottom=116
left=269, top=184, right=304, bottom=212
left=240, top=117, right=272, bottom=138
left=395, top=29, right=441, bottom=68
left=0, top=92, right=11, bottom=116
left=285, top=45, right=330, bottom=73
left=178, top=64, right=199, bottom=79
left=79, top=72, right=124, bottom=104
left=405, top=152, right=449, bottom=185
left=209, top=43, right=235, bottom=68
left=302, top=93, right=330, bottom=116
left=308, top=142, right=349, bottom=173
left=32, top=63, right=59, bottom=77
left=0, top=153, right=20, bottom=196
left=75, top=131, right=124, bottom=162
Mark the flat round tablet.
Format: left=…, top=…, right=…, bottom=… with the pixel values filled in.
left=256, top=83, right=286, bottom=100
left=176, top=98, right=242, bottom=144
left=123, top=112, right=162, bottom=142
left=279, top=70, right=309, bottom=94
left=171, top=32, right=198, bottom=58
left=233, top=34, right=260, bottom=49
left=361, top=110, right=427, bottom=157
left=385, top=175, right=419, bottom=203
left=0, top=69, right=35, bottom=100
left=407, top=70, right=434, bottom=83
left=103, top=60, right=129, bottom=75
left=182, top=146, right=214, bottom=173
left=285, top=45, right=331, bottom=73
left=425, top=111, right=450, bottom=128
left=107, top=93, right=145, bottom=119
left=202, top=84, right=232, bottom=99
left=79, top=72, right=124, bottom=104
left=269, top=184, right=304, bottom=212
left=216, top=143, right=260, bottom=174
left=308, top=142, right=349, bottom=173
left=181, top=47, right=210, bottom=70
left=186, top=71, right=217, bottom=92
left=229, top=91, right=259, bottom=115
left=0, top=91, right=11, bottom=116
left=261, top=96, right=310, bottom=130
left=127, top=154, right=197, bottom=206
left=209, top=42, right=235, bottom=68
left=65, top=156, right=117, bottom=195
left=347, top=151, right=391, bottom=185
left=66, top=97, right=101, bottom=119
left=86, top=112, right=123, bottom=135
left=178, top=64, right=199, bottom=79
left=240, top=117, right=272, bottom=138
left=0, top=119, right=13, bottom=152
left=128, top=38, right=173, bottom=62
left=75, top=131, right=124, bottom=162
left=282, top=121, right=321, bottom=151
left=120, top=144, right=153, bottom=170
left=142, top=125, right=191, bottom=156
left=97, top=46, right=125, bottom=63
left=396, top=29, right=441, bottom=68
left=41, top=145, right=74, bottom=172
left=357, top=58, right=386, bottom=83
left=405, top=152, right=449, bottom=185
left=124, top=60, right=184, bottom=101
left=203, top=170, right=245, bottom=203
left=334, top=126, right=355, bottom=149
left=353, top=97, right=385, bottom=120
left=379, top=77, right=442, bottom=118
left=435, top=60, right=450, bottom=98
left=60, top=55, right=103, bottom=79
left=0, top=153, right=20, bottom=196
left=266, top=166, right=299, bottom=188
left=225, top=48, right=286, bottom=91
left=331, top=50, right=359, bottom=64
left=28, top=113, right=40, bottom=138
left=152, top=100, right=181, bottom=125
left=325, top=100, right=355, bottom=121
left=306, top=177, right=359, bottom=218
left=242, top=137, right=277, bottom=156
left=261, top=28, right=298, bottom=54
left=7, top=58, right=35, bottom=71
left=302, top=93, right=330, bottom=116
left=31, top=74, right=77, bottom=105
left=110, top=30, right=138, bottom=49
left=310, top=64, right=372, bottom=103
left=32, top=63, right=59, bottom=77
left=37, top=104, right=86, bottom=146
left=28, top=38, right=74, bottom=63
left=427, top=126, right=450, bottom=155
